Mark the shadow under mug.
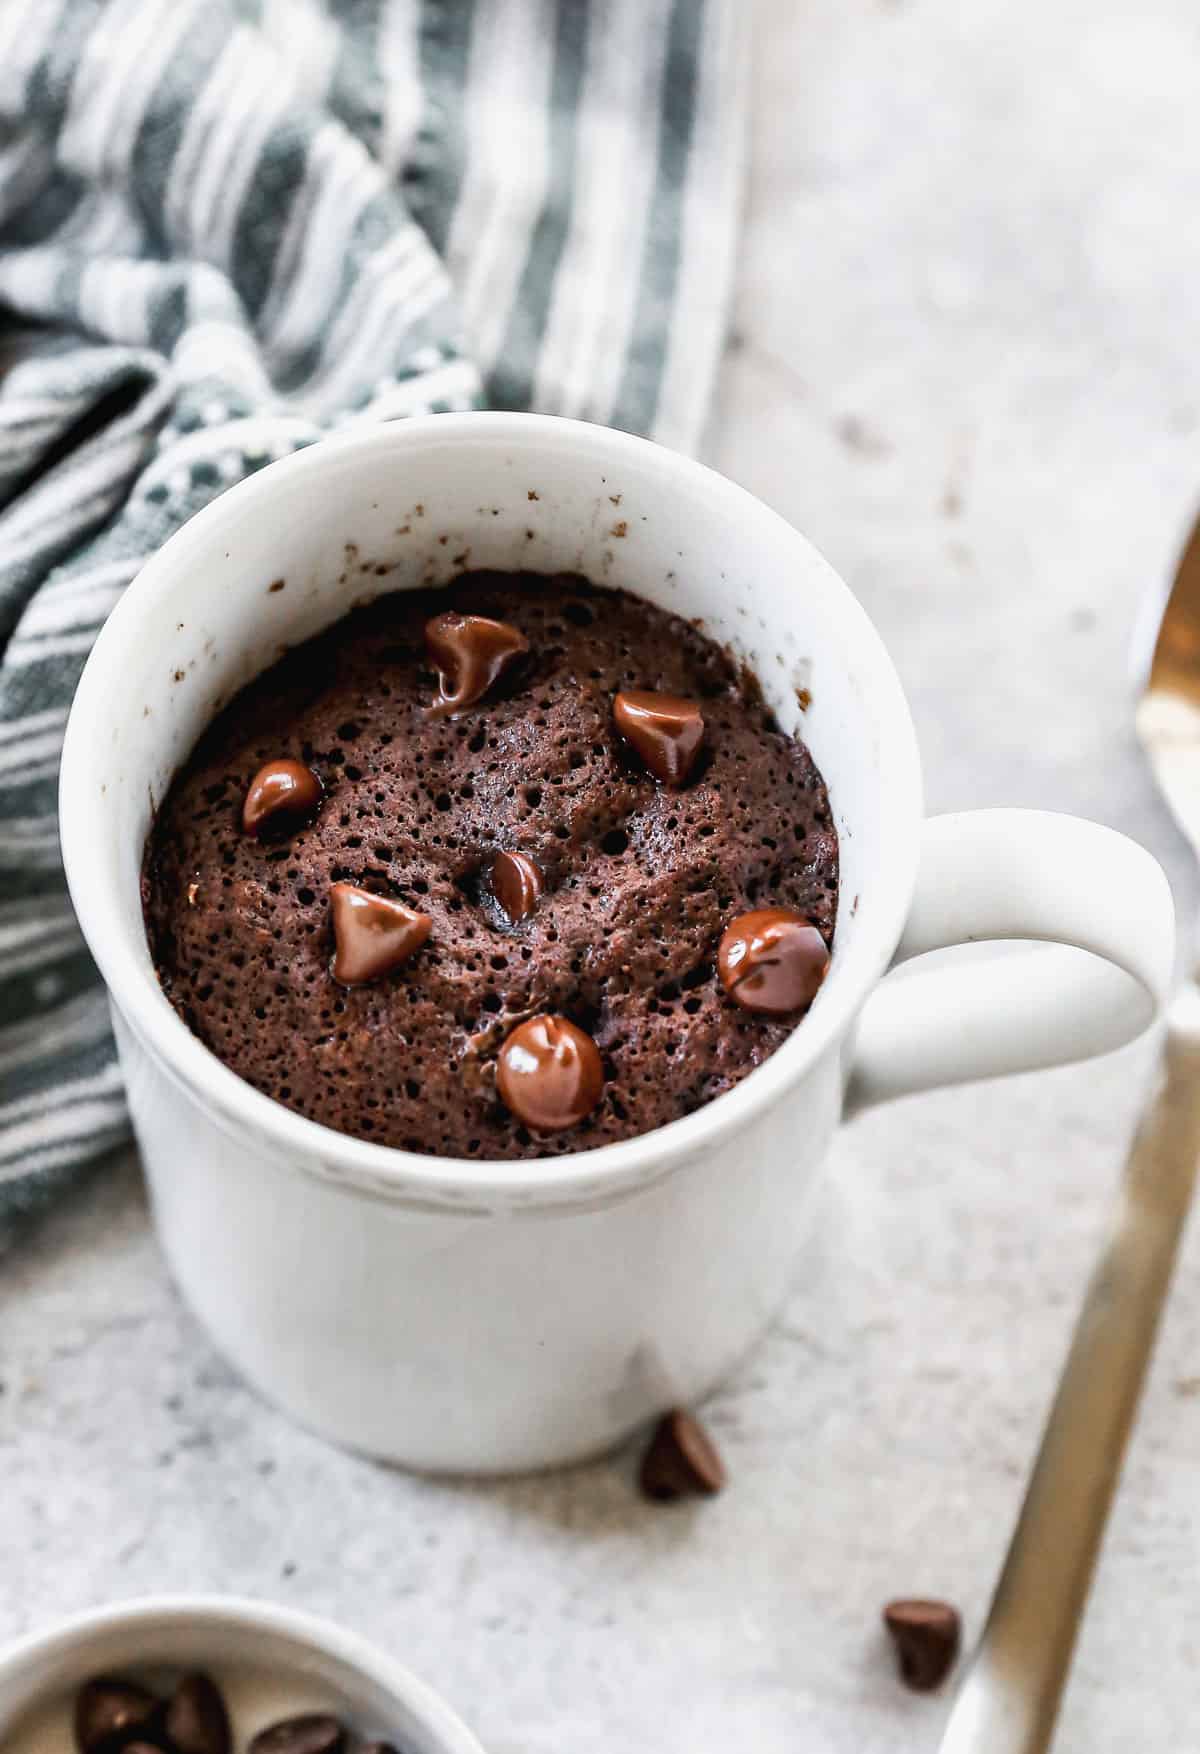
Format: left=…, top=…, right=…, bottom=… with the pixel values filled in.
left=60, top=414, right=1174, bottom=1473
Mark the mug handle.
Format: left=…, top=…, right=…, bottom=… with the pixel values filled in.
left=845, top=810, right=1175, bottom=1113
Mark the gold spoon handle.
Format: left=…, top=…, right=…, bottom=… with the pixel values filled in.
left=939, top=979, right=1200, bottom=1754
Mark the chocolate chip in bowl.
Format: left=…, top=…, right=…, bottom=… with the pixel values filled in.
left=0, top=1600, right=482, bottom=1754
left=73, top=1676, right=163, bottom=1752
left=71, top=1674, right=356, bottom=1754
left=165, top=1671, right=233, bottom=1754
left=141, top=570, right=838, bottom=1162
left=247, top=1714, right=346, bottom=1754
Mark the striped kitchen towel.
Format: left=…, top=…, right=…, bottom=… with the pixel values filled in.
left=0, top=0, right=747, bottom=1238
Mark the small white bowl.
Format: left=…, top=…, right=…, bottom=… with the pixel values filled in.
left=0, top=1596, right=485, bottom=1754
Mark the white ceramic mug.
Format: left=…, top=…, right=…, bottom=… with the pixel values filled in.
left=0, top=1596, right=483, bottom=1752
left=60, top=414, right=1174, bottom=1473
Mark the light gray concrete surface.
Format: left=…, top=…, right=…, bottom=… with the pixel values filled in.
left=5, top=2, right=1200, bottom=1749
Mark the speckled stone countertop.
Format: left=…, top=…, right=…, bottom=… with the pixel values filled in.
left=5, top=3, right=1200, bottom=1749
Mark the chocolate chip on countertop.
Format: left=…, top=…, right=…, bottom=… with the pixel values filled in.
left=638, top=1408, right=727, bottom=1502
left=425, top=611, right=529, bottom=714
left=883, top=1598, right=962, bottom=1692
left=247, top=1714, right=347, bottom=1754
left=613, top=690, right=704, bottom=786
left=74, top=1677, right=162, bottom=1754
left=356, top=1744, right=401, bottom=1754
left=165, top=1670, right=232, bottom=1754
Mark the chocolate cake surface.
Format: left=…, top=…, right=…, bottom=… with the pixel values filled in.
left=142, top=572, right=839, bottom=1159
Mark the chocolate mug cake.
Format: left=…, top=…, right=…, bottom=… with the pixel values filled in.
left=142, top=571, right=838, bottom=1159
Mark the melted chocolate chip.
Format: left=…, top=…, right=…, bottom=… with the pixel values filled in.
left=883, top=1599, right=962, bottom=1692
left=165, top=1671, right=232, bottom=1754
left=717, top=907, right=830, bottom=1016
left=496, top=1015, right=603, bottom=1131
left=492, top=849, right=543, bottom=923
left=242, top=759, right=323, bottom=838
left=613, top=689, right=704, bottom=786
left=425, top=611, right=529, bottom=714
left=330, top=884, right=432, bottom=985
left=247, top=1716, right=346, bottom=1754
left=639, top=1408, right=727, bottom=1502
left=74, top=1678, right=162, bottom=1754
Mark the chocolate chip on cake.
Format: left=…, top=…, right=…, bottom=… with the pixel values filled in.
left=497, top=1014, right=603, bottom=1131
left=330, top=884, right=432, bottom=985
left=613, top=689, right=704, bottom=786
left=242, top=758, right=323, bottom=838
left=425, top=610, right=529, bottom=714
left=718, top=907, right=830, bottom=1016
left=883, top=1598, right=962, bottom=1692
left=639, top=1407, right=727, bottom=1502
left=491, top=849, right=543, bottom=923
left=143, top=573, right=839, bottom=1160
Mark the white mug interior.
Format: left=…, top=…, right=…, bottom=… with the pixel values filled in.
left=61, top=412, right=922, bottom=1211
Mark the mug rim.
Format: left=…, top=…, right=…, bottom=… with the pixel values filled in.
left=0, top=1594, right=484, bottom=1753
left=60, top=412, right=924, bottom=1210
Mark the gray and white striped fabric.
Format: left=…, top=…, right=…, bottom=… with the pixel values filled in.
left=0, top=0, right=746, bottom=1237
